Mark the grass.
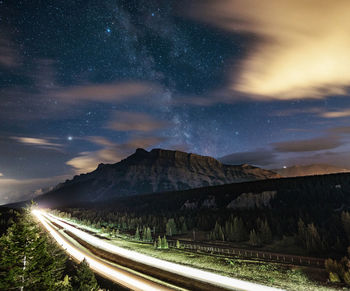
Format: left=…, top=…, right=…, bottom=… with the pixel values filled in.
left=61, top=217, right=345, bottom=290
left=108, top=237, right=343, bottom=291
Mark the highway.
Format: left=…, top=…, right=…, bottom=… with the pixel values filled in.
left=34, top=210, right=284, bottom=291
left=33, top=210, right=181, bottom=291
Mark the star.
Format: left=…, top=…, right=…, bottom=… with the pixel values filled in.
left=106, top=27, right=111, bottom=33
left=67, top=136, right=73, bottom=141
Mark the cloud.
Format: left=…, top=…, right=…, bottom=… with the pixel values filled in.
left=271, top=106, right=350, bottom=120
left=285, top=150, right=350, bottom=170
left=327, top=126, right=350, bottom=135
left=0, top=56, right=163, bottom=121
left=219, top=149, right=277, bottom=166
left=0, top=173, right=3, bottom=177
left=0, top=174, right=70, bottom=205
left=106, top=111, right=169, bottom=132
left=11, top=136, right=63, bottom=151
left=66, top=135, right=166, bottom=173
left=271, top=107, right=323, bottom=117
left=55, top=82, right=161, bottom=103
left=321, top=109, right=350, bottom=118
left=190, top=0, right=350, bottom=100
left=0, top=36, right=19, bottom=68
left=272, top=135, right=343, bottom=153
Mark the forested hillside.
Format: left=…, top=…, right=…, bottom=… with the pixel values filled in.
left=53, top=173, right=350, bottom=258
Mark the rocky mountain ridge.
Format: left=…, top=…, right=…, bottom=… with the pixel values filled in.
left=38, top=148, right=280, bottom=205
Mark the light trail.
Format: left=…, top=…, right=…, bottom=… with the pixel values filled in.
left=43, top=211, right=284, bottom=291
left=32, top=210, right=174, bottom=291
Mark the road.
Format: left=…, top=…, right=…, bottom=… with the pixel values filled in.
left=33, top=210, right=181, bottom=291
left=34, top=210, right=284, bottom=291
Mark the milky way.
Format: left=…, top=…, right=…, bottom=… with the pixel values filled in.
left=1, top=0, right=350, bottom=204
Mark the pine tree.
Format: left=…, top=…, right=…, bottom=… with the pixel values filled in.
left=135, top=226, right=140, bottom=240
left=306, top=223, right=323, bottom=252
left=232, top=217, right=248, bottom=242
left=157, top=235, right=162, bottom=248
left=181, top=221, right=188, bottom=234
left=176, top=240, right=180, bottom=248
left=249, top=229, right=262, bottom=247
left=297, top=218, right=306, bottom=245
left=73, top=259, right=99, bottom=291
left=258, top=219, right=272, bottom=244
left=55, top=275, right=73, bottom=291
left=0, top=207, right=67, bottom=290
left=342, top=211, right=350, bottom=242
left=142, top=226, right=147, bottom=241
left=166, top=218, right=177, bottom=236
left=146, top=227, right=152, bottom=241
left=161, top=236, right=168, bottom=249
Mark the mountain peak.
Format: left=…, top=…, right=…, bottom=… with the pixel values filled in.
left=38, top=148, right=280, bottom=204
left=135, top=148, right=148, bottom=154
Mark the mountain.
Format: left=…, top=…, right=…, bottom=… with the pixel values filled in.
left=35, top=148, right=280, bottom=206
left=274, top=164, right=350, bottom=177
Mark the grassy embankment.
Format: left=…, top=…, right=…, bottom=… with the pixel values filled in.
left=61, top=217, right=344, bottom=291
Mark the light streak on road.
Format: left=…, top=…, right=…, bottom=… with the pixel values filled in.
left=42, top=210, right=284, bottom=291
left=32, top=210, right=174, bottom=291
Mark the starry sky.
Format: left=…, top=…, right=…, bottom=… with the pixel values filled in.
left=2, top=0, right=350, bottom=204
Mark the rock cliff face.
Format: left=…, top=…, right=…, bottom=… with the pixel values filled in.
left=39, top=148, right=280, bottom=204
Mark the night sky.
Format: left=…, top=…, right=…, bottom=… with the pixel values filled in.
left=1, top=0, right=350, bottom=204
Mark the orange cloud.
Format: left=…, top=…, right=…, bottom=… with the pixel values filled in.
left=55, top=82, right=161, bottom=103
left=272, top=135, right=343, bottom=152
left=66, top=135, right=166, bottom=173
left=106, top=111, right=169, bottom=132
left=191, top=0, right=350, bottom=100
left=11, top=137, right=63, bottom=150
left=0, top=174, right=71, bottom=205
left=321, top=109, right=350, bottom=118
left=0, top=37, right=19, bottom=68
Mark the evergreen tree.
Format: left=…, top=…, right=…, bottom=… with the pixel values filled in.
left=212, top=221, right=225, bottom=241
left=73, top=259, right=99, bottom=291
left=166, top=218, right=177, bottom=236
left=306, top=223, right=323, bottom=252
left=0, top=207, right=67, bottom=290
left=161, top=236, right=168, bottom=249
left=55, top=275, right=73, bottom=291
left=232, top=217, right=248, bottom=242
left=142, top=226, right=147, bottom=241
left=181, top=221, right=188, bottom=234
left=258, top=219, right=272, bottom=244
left=176, top=240, right=180, bottom=249
left=146, top=227, right=152, bottom=241
left=249, top=229, right=262, bottom=247
left=342, top=211, right=350, bottom=242
left=135, top=226, right=140, bottom=240
left=157, top=236, right=162, bottom=249
left=298, top=219, right=324, bottom=253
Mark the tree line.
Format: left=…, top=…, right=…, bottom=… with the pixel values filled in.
left=52, top=206, right=350, bottom=258
left=0, top=205, right=100, bottom=290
